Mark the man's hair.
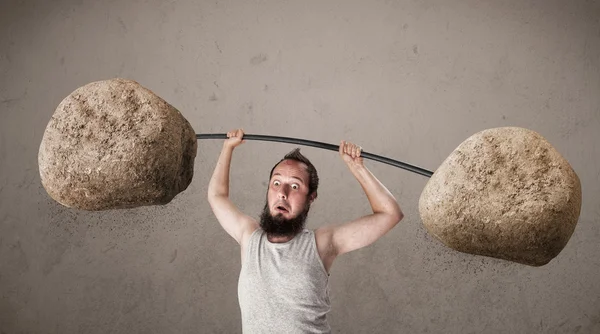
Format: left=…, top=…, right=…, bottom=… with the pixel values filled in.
left=269, top=148, right=319, bottom=199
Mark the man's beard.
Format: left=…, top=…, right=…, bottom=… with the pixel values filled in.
left=259, top=200, right=311, bottom=238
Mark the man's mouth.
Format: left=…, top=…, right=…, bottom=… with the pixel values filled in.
left=275, top=205, right=289, bottom=213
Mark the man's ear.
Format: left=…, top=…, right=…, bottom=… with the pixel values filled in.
left=309, top=192, right=317, bottom=204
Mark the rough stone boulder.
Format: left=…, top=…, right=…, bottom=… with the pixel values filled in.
left=419, top=127, right=581, bottom=266
left=38, top=78, right=197, bottom=210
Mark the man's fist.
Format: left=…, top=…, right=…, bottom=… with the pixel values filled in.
left=339, top=140, right=364, bottom=167
left=225, top=129, right=246, bottom=148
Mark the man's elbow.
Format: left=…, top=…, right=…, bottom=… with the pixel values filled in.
left=387, top=200, right=403, bottom=223
left=207, top=190, right=215, bottom=201
left=377, top=210, right=403, bottom=227
left=207, top=192, right=226, bottom=205
left=392, top=209, right=404, bottom=225
left=207, top=187, right=228, bottom=199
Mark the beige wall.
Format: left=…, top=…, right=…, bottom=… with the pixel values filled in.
left=1, top=0, right=599, bottom=332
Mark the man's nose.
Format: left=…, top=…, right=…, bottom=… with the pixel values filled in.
left=278, top=185, right=289, bottom=198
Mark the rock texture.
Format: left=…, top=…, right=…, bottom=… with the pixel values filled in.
left=38, top=78, right=197, bottom=210
left=419, top=127, right=582, bottom=266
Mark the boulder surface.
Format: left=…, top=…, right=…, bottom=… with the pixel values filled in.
left=39, top=78, right=197, bottom=210
left=419, top=127, right=581, bottom=266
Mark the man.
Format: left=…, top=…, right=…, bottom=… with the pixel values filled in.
left=207, top=129, right=404, bottom=333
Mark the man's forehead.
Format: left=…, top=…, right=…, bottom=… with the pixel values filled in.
left=272, top=160, right=309, bottom=182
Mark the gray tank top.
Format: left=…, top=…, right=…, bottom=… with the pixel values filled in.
left=238, top=228, right=332, bottom=333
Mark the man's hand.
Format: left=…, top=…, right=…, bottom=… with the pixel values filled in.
left=225, top=129, right=246, bottom=149
left=339, top=140, right=364, bottom=169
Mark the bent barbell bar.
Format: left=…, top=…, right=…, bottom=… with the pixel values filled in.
left=196, top=133, right=434, bottom=178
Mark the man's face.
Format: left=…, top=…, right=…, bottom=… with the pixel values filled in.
left=259, top=160, right=314, bottom=237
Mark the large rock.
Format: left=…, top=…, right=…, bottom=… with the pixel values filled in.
left=38, top=78, right=197, bottom=210
left=419, top=127, right=581, bottom=266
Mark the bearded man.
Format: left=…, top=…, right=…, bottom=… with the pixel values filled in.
left=207, top=129, right=404, bottom=333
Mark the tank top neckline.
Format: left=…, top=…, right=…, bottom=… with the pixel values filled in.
left=264, top=229, right=310, bottom=247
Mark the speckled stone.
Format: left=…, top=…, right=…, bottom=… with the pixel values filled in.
left=38, top=78, right=197, bottom=210
left=419, top=127, right=582, bottom=266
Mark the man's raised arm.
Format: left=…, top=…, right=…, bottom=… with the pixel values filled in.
left=329, top=140, right=404, bottom=256
left=207, top=129, right=257, bottom=244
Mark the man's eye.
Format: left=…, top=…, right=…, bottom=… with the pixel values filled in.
left=273, top=181, right=280, bottom=186
left=292, top=184, right=299, bottom=190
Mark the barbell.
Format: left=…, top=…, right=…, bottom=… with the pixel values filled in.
left=38, top=78, right=582, bottom=266
left=196, top=133, right=434, bottom=177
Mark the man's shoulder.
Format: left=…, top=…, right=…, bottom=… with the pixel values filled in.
left=241, top=224, right=261, bottom=246
left=313, top=226, right=333, bottom=237
left=313, top=226, right=335, bottom=250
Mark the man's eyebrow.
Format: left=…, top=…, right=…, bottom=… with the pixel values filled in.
left=272, top=173, right=305, bottom=184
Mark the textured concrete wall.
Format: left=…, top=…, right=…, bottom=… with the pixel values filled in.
left=1, top=0, right=599, bottom=333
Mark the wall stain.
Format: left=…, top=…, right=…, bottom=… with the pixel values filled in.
left=250, top=53, right=267, bottom=65
left=169, top=249, right=178, bottom=263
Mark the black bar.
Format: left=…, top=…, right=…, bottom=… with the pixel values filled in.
left=196, top=133, right=434, bottom=178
